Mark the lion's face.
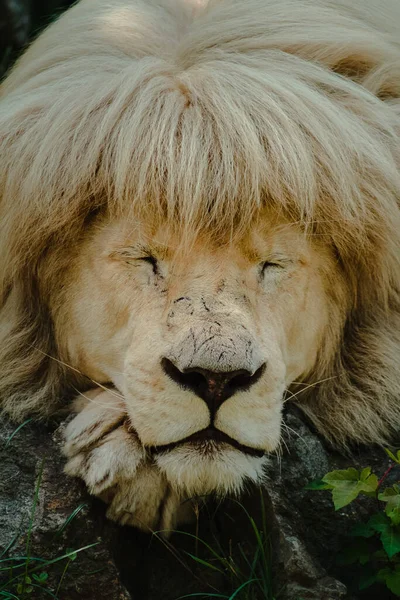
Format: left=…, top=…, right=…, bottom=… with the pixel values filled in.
left=56, top=210, right=344, bottom=495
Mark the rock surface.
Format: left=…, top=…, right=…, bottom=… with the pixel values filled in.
left=0, top=407, right=395, bottom=599
left=0, top=417, right=130, bottom=600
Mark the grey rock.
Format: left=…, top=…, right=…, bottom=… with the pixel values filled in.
left=281, top=578, right=348, bottom=600
left=0, top=417, right=130, bottom=600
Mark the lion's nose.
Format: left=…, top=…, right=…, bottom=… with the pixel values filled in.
left=161, top=358, right=266, bottom=415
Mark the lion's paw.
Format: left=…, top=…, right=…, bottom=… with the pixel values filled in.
left=62, top=388, right=182, bottom=532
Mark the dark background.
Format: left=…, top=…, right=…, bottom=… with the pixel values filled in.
left=0, top=0, right=75, bottom=79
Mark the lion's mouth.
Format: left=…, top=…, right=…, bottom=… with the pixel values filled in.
left=150, top=427, right=265, bottom=458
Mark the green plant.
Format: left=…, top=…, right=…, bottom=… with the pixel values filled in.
left=306, top=448, right=400, bottom=596
left=156, top=492, right=276, bottom=600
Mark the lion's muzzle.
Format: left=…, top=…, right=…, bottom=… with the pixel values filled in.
left=161, top=358, right=266, bottom=417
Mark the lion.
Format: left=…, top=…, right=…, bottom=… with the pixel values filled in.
left=1, top=0, right=400, bottom=532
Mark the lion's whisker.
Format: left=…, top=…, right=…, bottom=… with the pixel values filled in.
left=281, top=422, right=301, bottom=440
left=284, top=376, right=338, bottom=402
left=274, top=439, right=286, bottom=458
left=27, top=344, right=125, bottom=401
left=71, top=387, right=126, bottom=413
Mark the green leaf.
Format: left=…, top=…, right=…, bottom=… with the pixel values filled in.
left=361, top=473, right=379, bottom=493
left=373, top=549, right=388, bottom=560
left=323, top=468, right=359, bottom=484
left=322, top=468, right=378, bottom=510
left=378, top=567, right=392, bottom=582
left=358, top=572, right=378, bottom=590
left=304, top=479, right=332, bottom=491
left=385, top=449, right=400, bottom=464
left=360, top=467, right=372, bottom=481
left=379, top=489, right=400, bottom=525
left=378, top=566, right=400, bottom=596
left=331, top=483, right=362, bottom=510
left=337, top=539, right=370, bottom=565
left=350, top=522, right=375, bottom=538
left=369, top=512, right=391, bottom=533
left=32, top=572, right=48, bottom=583
left=350, top=512, right=400, bottom=558
left=380, top=525, right=400, bottom=558
left=385, top=572, right=400, bottom=596
left=379, top=488, right=398, bottom=498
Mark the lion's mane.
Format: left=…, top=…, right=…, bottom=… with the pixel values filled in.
left=1, top=0, right=400, bottom=447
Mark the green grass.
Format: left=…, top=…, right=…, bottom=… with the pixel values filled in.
left=155, top=491, right=277, bottom=600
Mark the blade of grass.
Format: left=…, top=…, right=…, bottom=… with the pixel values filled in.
left=237, top=544, right=254, bottom=574
left=237, top=544, right=265, bottom=597
left=54, top=504, right=88, bottom=539
left=258, top=491, right=274, bottom=598
left=259, top=490, right=268, bottom=543
left=84, top=568, right=105, bottom=576
left=5, top=420, right=32, bottom=448
left=151, top=531, right=222, bottom=594
left=0, top=557, right=48, bottom=564
left=164, top=530, right=230, bottom=567
left=0, top=557, right=48, bottom=573
left=0, top=543, right=99, bottom=591
left=186, top=554, right=225, bottom=575
left=151, top=532, right=201, bottom=575
left=178, top=532, right=241, bottom=581
left=222, top=498, right=272, bottom=597
left=228, top=578, right=259, bottom=600
left=247, top=517, right=270, bottom=598
left=177, top=593, right=228, bottom=599
left=29, top=583, right=59, bottom=599
left=24, top=459, right=45, bottom=586
left=0, top=592, right=20, bottom=600
left=0, top=528, right=22, bottom=559
left=29, top=543, right=99, bottom=572
left=55, top=557, right=71, bottom=596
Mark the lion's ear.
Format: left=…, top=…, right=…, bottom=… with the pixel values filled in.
left=0, top=280, right=76, bottom=420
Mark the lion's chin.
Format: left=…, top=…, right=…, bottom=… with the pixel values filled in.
left=154, top=443, right=268, bottom=497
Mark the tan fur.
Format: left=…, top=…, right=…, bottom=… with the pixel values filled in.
left=1, top=0, right=400, bottom=524
left=63, top=390, right=188, bottom=531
